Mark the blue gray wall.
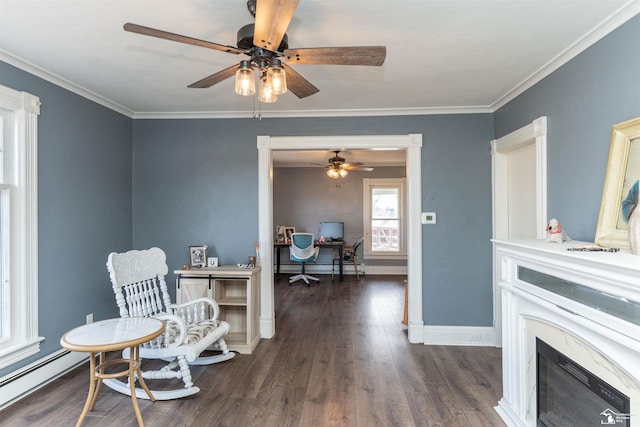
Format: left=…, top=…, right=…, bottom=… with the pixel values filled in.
left=1, top=11, right=639, bottom=377
left=0, top=62, right=133, bottom=377
left=273, top=166, right=407, bottom=266
left=132, top=115, right=494, bottom=328
left=494, top=14, right=640, bottom=241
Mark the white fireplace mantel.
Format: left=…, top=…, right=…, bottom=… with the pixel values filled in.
left=493, top=239, right=640, bottom=427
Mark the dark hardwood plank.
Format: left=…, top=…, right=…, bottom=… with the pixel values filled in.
left=0, top=274, right=505, bottom=427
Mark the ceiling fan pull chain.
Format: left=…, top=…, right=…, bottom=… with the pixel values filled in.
left=253, top=94, right=263, bottom=120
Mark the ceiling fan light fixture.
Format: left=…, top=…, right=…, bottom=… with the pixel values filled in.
left=235, top=60, right=255, bottom=96
left=339, top=168, right=348, bottom=178
left=267, top=59, right=287, bottom=95
left=123, top=2, right=386, bottom=107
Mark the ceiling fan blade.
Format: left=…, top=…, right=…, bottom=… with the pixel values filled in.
left=253, top=0, right=299, bottom=51
left=284, top=46, right=386, bottom=66
left=282, top=64, right=319, bottom=98
left=345, top=166, right=374, bottom=172
left=188, top=64, right=238, bottom=89
left=124, top=23, right=246, bottom=55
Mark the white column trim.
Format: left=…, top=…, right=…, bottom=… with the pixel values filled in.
left=490, top=116, right=547, bottom=347
left=406, top=134, right=424, bottom=343
left=257, top=136, right=275, bottom=338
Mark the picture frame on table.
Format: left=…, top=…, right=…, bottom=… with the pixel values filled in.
left=595, top=116, right=640, bottom=249
left=276, top=225, right=286, bottom=242
left=189, top=245, right=207, bottom=268
left=284, top=227, right=295, bottom=241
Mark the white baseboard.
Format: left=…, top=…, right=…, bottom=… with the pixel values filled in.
left=495, top=398, right=526, bottom=427
left=423, top=325, right=497, bottom=346
left=363, top=265, right=407, bottom=275
left=276, top=263, right=407, bottom=276
left=276, top=263, right=362, bottom=274
left=0, top=349, right=88, bottom=409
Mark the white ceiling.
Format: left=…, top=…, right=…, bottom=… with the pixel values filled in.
left=1, top=0, right=639, bottom=121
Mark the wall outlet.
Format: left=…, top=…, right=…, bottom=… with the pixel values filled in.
left=86, top=313, right=93, bottom=324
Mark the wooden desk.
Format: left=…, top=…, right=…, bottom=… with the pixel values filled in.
left=274, top=241, right=344, bottom=281
left=60, top=317, right=165, bottom=427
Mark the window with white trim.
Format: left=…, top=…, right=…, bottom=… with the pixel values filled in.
left=0, top=84, right=41, bottom=369
left=363, top=178, right=406, bottom=259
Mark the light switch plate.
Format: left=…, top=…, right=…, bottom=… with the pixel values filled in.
left=422, top=212, right=436, bottom=224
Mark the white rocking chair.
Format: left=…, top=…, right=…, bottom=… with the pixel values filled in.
left=104, top=247, right=235, bottom=400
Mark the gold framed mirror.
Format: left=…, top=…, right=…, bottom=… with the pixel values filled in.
left=595, top=116, right=640, bottom=249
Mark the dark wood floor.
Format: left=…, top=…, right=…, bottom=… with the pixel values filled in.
left=1, top=275, right=505, bottom=426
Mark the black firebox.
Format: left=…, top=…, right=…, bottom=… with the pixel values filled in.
left=537, top=338, right=630, bottom=427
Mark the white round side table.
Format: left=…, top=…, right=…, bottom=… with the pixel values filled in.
left=60, top=317, right=165, bottom=427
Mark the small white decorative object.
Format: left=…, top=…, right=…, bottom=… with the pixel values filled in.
left=545, top=218, right=571, bottom=243
left=207, top=257, right=218, bottom=267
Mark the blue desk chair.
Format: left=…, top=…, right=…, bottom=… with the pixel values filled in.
left=289, top=233, right=320, bottom=286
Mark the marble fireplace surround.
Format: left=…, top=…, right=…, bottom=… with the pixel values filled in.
left=493, top=239, right=640, bottom=427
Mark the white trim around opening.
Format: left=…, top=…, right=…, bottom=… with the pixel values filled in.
left=257, top=134, right=424, bottom=343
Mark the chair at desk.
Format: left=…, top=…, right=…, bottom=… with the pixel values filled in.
left=289, top=233, right=320, bottom=287
left=333, top=238, right=363, bottom=281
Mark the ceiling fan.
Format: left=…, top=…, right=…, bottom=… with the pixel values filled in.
left=321, top=150, right=374, bottom=178
left=123, top=0, right=386, bottom=101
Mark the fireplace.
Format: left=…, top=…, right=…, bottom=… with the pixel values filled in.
left=493, top=239, right=640, bottom=427
left=537, top=338, right=630, bottom=426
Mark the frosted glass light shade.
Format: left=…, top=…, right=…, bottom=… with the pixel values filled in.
left=327, top=168, right=348, bottom=179
left=259, top=77, right=277, bottom=103
left=267, top=59, right=287, bottom=95
left=235, top=61, right=255, bottom=96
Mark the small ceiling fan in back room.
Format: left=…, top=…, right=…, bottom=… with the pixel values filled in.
left=123, top=0, right=386, bottom=106
left=320, top=151, right=374, bottom=179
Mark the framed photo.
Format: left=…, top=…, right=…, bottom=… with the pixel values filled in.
left=284, top=227, right=295, bottom=241
left=275, top=225, right=286, bottom=242
left=595, top=117, right=640, bottom=249
left=189, top=245, right=207, bottom=268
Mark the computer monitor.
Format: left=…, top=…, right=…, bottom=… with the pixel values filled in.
left=319, top=222, right=344, bottom=241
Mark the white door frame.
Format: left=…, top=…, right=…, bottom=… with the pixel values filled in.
left=257, top=134, right=424, bottom=343
left=491, top=116, right=547, bottom=346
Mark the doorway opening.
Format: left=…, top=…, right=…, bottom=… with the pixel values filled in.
left=491, top=116, right=547, bottom=346
left=257, top=134, right=424, bottom=343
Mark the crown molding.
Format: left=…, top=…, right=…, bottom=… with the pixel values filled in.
left=0, top=50, right=134, bottom=118
left=492, top=0, right=640, bottom=111
left=130, top=105, right=493, bottom=120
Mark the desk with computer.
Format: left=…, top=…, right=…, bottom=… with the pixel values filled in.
left=274, top=222, right=346, bottom=282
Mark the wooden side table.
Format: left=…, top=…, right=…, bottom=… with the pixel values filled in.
left=60, top=317, right=165, bottom=427
left=174, top=266, right=261, bottom=354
